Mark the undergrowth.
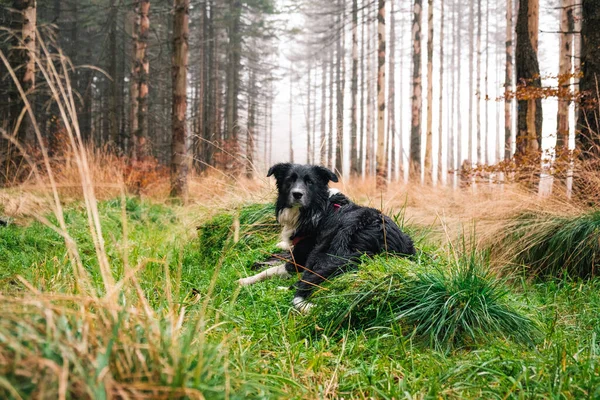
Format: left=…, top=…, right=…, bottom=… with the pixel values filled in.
left=501, top=209, right=600, bottom=278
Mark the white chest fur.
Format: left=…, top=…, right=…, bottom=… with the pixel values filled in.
left=276, top=207, right=300, bottom=250
left=275, top=188, right=340, bottom=250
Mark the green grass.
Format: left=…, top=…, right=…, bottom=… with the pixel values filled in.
left=1, top=199, right=600, bottom=398
left=502, top=209, right=600, bottom=279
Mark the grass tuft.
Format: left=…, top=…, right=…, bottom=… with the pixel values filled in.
left=309, top=249, right=539, bottom=350
left=502, top=209, right=600, bottom=279
left=398, top=251, right=539, bottom=350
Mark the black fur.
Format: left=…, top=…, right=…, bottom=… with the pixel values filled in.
left=269, top=163, right=415, bottom=300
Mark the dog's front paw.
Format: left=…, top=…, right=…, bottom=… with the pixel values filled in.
left=276, top=241, right=291, bottom=250
left=292, top=296, right=315, bottom=314
left=237, top=277, right=252, bottom=287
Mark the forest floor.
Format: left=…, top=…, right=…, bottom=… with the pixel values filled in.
left=1, top=174, right=599, bottom=399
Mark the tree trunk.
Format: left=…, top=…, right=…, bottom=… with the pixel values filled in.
left=515, top=0, right=542, bottom=162
left=321, top=56, right=327, bottom=165
left=448, top=0, right=456, bottom=174
left=476, top=0, right=482, bottom=164
left=109, top=0, right=119, bottom=148
left=335, top=0, right=345, bottom=175
left=410, top=0, right=423, bottom=178
left=375, top=0, right=387, bottom=189
left=577, top=0, right=600, bottom=158
left=225, top=0, right=242, bottom=169
left=170, top=0, right=189, bottom=198
left=366, top=2, right=374, bottom=175
left=438, top=0, right=445, bottom=183
left=130, top=1, right=140, bottom=157
left=11, top=0, right=36, bottom=146
left=467, top=0, right=474, bottom=164
left=556, top=0, right=574, bottom=154
left=387, top=0, right=396, bottom=181
left=359, top=0, right=366, bottom=176
left=504, top=0, right=513, bottom=160
left=350, top=0, right=359, bottom=175
left=136, top=0, right=150, bottom=160
left=195, top=0, right=207, bottom=170
left=289, top=65, right=294, bottom=163
left=246, top=70, right=256, bottom=178
left=424, top=0, right=434, bottom=181
left=328, top=45, right=335, bottom=168
left=307, top=64, right=312, bottom=164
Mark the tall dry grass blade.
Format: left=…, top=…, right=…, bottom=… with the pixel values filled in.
left=0, top=50, right=88, bottom=291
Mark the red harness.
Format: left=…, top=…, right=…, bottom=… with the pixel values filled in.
left=291, top=203, right=342, bottom=246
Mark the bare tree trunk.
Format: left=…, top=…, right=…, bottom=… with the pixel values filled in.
left=350, top=0, right=359, bottom=175
left=577, top=0, right=600, bottom=158
left=319, top=57, right=327, bottom=166
left=387, top=0, right=396, bottom=181
left=375, top=0, right=387, bottom=189
left=438, top=0, right=445, bottom=183
left=195, top=0, right=207, bottom=170
left=366, top=2, right=374, bottom=175
left=410, top=0, right=423, bottom=178
left=515, top=0, right=542, bottom=162
left=289, top=65, right=294, bottom=163
left=484, top=0, right=489, bottom=165
left=425, top=0, right=434, bottom=181
left=246, top=70, right=256, bottom=178
left=476, top=0, right=482, bottom=164
left=135, top=0, right=150, bottom=160
left=307, top=64, right=312, bottom=164
left=556, top=0, right=574, bottom=154
left=448, top=0, right=456, bottom=174
left=359, top=0, right=366, bottom=176
left=109, top=0, right=119, bottom=147
left=456, top=0, right=463, bottom=168
left=335, top=0, right=345, bottom=175
left=11, top=0, right=36, bottom=146
left=328, top=45, right=335, bottom=168
left=504, top=0, right=513, bottom=160
left=467, top=0, right=474, bottom=164
left=170, top=0, right=189, bottom=198
left=130, top=1, right=140, bottom=158
left=321, top=56, right=327, bottom=165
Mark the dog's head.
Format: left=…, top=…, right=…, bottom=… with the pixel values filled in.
left=268, top=163, right=338, bottom=209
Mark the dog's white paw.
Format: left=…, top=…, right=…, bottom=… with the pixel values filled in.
left=276, top=241, right=291, bottom=250
left=237, top=277, right=252, bottom=287
left=292, top=296, right=315, bottom=314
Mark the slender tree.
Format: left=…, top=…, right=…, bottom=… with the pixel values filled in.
left=350, top=0, right=359, bottom=175
left=10, top=0, right=37, bottom=145
left=375, top=0, right=387, bottom=189
left=475, top=0, right=482, bottom=164
left=387, top=0, right=396, bottom=182
left=424, top=0, right=434, bottom=180
left=170, top=0, right=189, bottom=198
left=556, top=0, right=574, bottom=154
left=410, top=0, right=423, bottom=178
left=577, top=0, right=600, bottom=157
left=438, top=0, right=445, bottom=183
left=504, top=0, right=513, bottom=160
left=515, top=0, right=542, bottom=161
left=135, top=0, right=150, bottom=160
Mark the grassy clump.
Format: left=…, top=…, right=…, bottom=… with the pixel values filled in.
left=310, top=250, right=538, bottom=350
left=503, top=209, right=600, bottom=279
left=398, top=253, right=539, bottom=350
left=0, top=295, right=269, bottom=399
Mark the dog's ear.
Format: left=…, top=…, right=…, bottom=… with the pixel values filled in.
left=313, top=166, right=338, bottom=183
left=267, top=163, right=293, bottom=180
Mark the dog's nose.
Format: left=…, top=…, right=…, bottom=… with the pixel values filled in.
left=292, top=191, right=303, bottom=200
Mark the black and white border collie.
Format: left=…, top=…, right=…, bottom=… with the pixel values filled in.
left=238, top=163, right=416, bottom=312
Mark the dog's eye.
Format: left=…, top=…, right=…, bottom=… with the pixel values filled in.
left=305, top=177, right=313, bottom=185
